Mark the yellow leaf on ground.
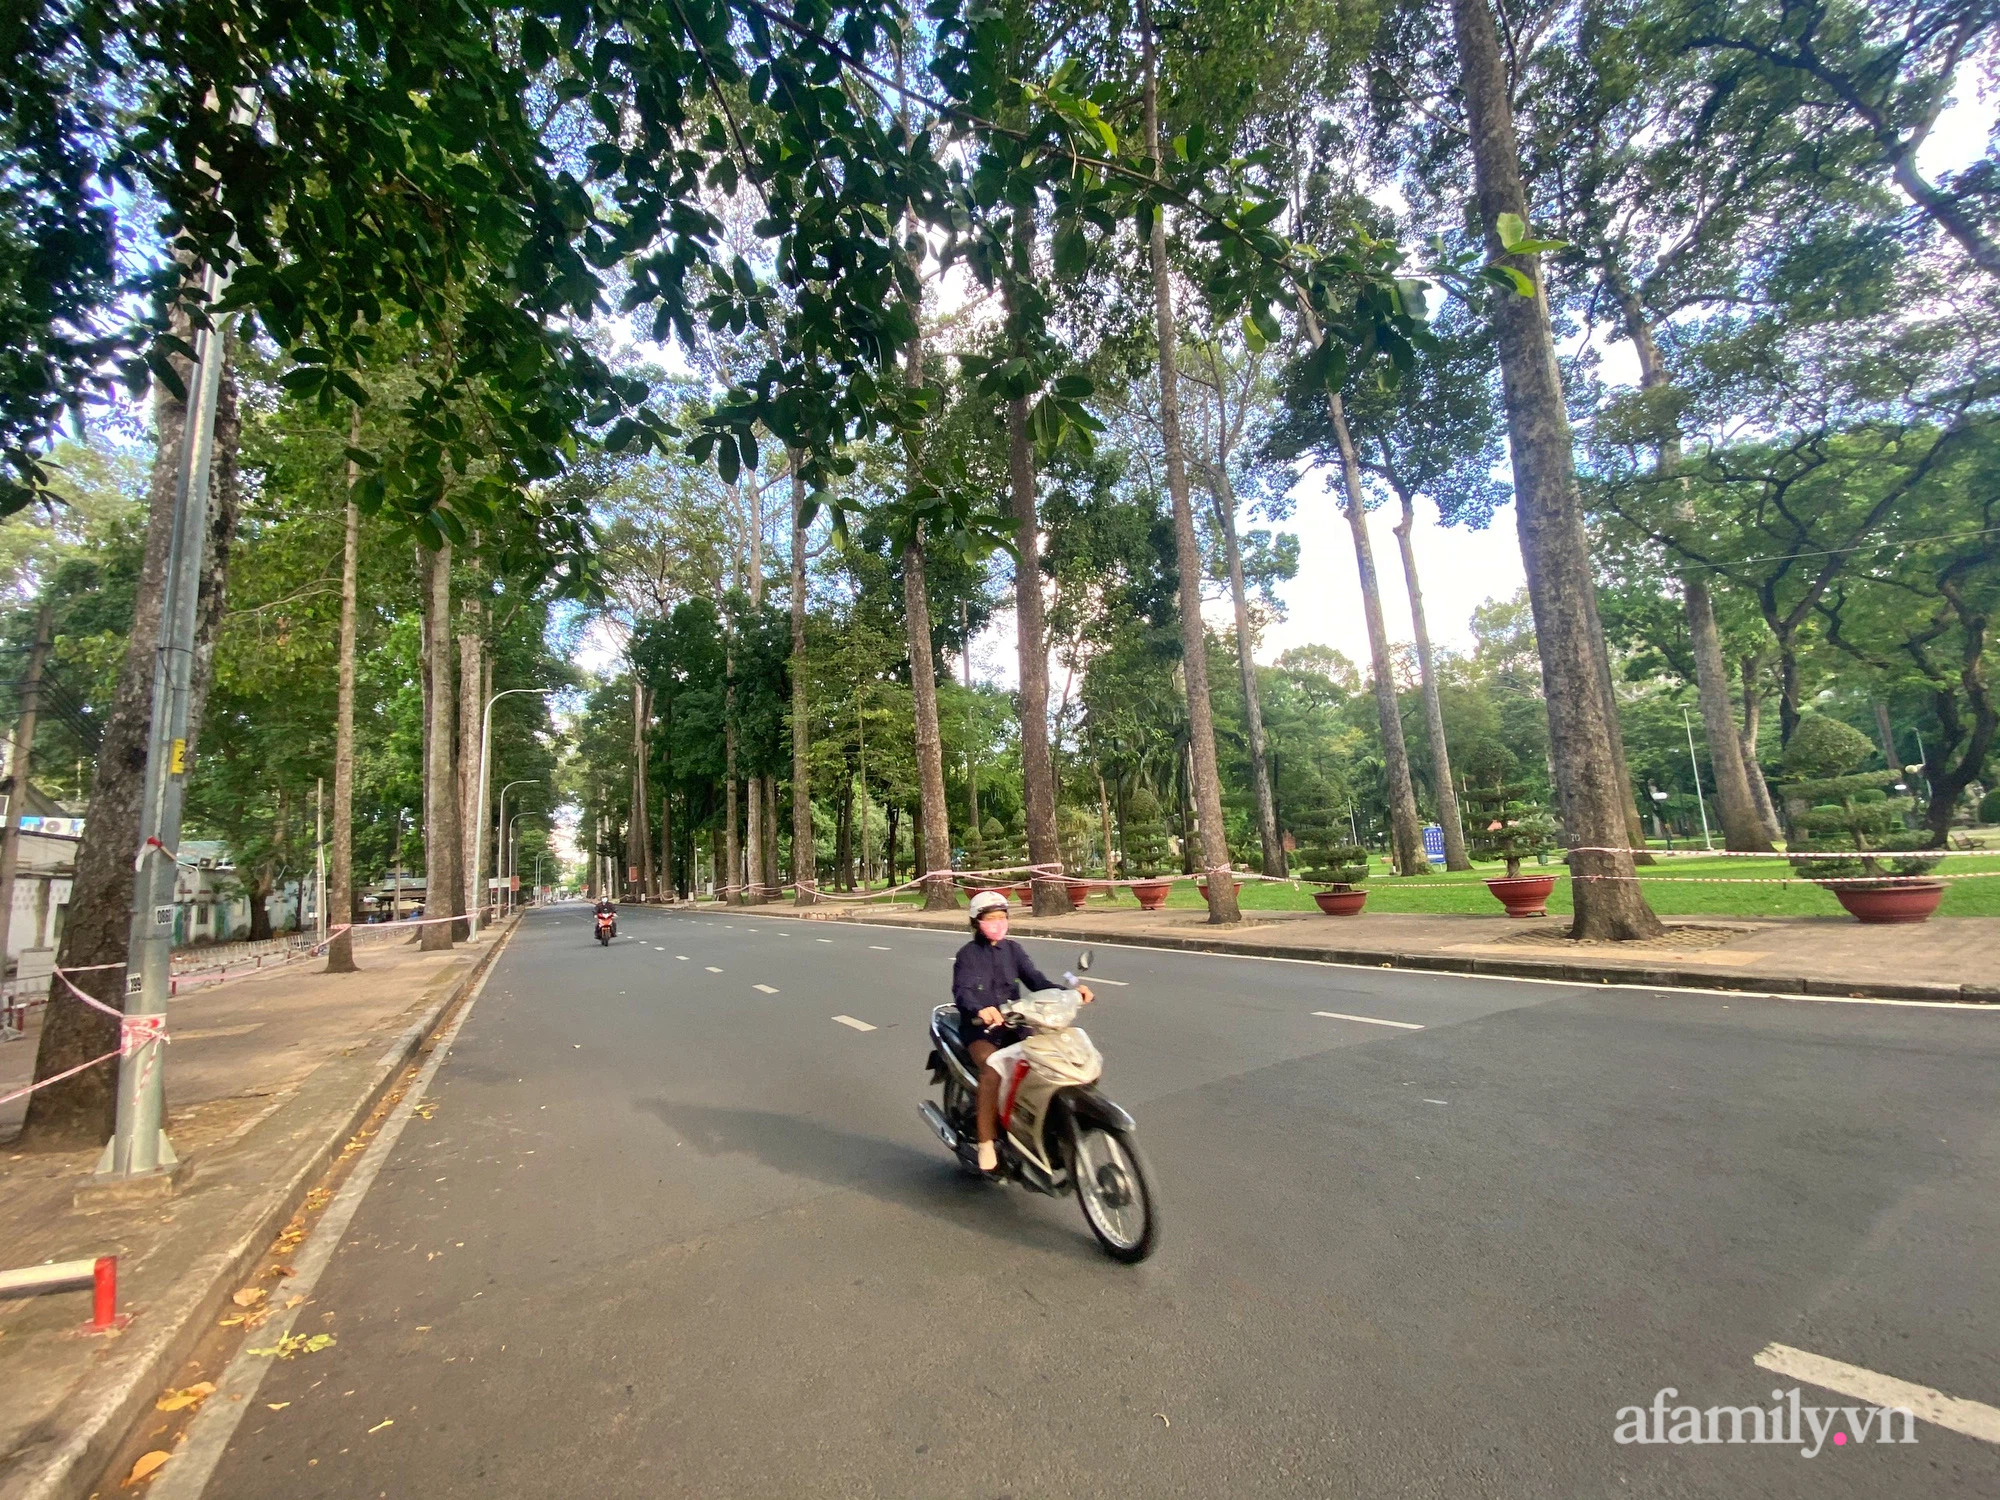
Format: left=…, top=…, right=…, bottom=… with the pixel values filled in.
left=232, top=1286, right=267, bottom=1308
left=154, top=1382, right=216, bottom=1413
left=125, top=1450, right=171, bottom=1485
left=367, top=1418, right=394, bottom=1434
left=267, top=1402, right=290, bottom=1411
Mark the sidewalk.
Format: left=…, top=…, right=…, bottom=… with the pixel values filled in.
left=0, top=921, right=512, bottom=1500
left=735, top=899, right=2000, bottom=1003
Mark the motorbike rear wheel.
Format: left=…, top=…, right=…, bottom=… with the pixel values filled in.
left=1071, top=1121, right=1157, bottom=1262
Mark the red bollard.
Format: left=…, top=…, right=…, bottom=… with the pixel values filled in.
left=90, top=1256, right=117, bottom=1331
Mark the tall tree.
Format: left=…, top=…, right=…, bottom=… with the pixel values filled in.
left=1185, top=339, right=1285, bottom=876
left=421, top=543, right=460, bottom=951
left=1140, top=0, right=1240, bottom=921
left=24, top=338, right=241, bottom=1142
left=324, top=407, right=362, bottom=970
left=1450, top=0, right=1662, bottom=938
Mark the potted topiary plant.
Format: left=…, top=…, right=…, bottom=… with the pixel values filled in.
left=1291, top=783, right=1371, bottom=915
left=1121, top=788, right=1175, bottom=910
left=1779, top=714, right=1945, bottom=923
left=1462, top=746, right=1560, bottom=917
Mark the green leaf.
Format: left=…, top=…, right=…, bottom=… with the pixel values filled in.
left=1052, top=223, right=1087, bottom=278
left=1241, top=311, right=1267, bottom=353
left=1479, top=263, right=1536, bottom=297
left=1495, top=212, right=1527, bottom=251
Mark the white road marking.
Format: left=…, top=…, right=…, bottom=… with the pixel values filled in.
left=1423, top=1099, right=1449, bottom=1105
left=705, top=966, right=723, bottom=973
left=1753, top=1343, right=2000, bottom=1445
left=1314, top=1010, right=1425, bottom=1029
left=1090, top=978, right=1129, bottom=986
left=676, top=955, right=688, bottom=960
left=753, top=984, right=778, bottom=994
left=869, top=945, right=893, bottom=951
left=816, top=937, right=834, bottom=943
left=832, top=1014, right=876, bottom=1032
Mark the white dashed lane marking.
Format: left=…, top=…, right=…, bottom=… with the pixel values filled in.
left=869, top=945, right=892, bottom=951
left=1313, top=1010, right=1424, bottom=1030
left=705, top=966, right=723, bottom=974
left=753, top=984, right=778, bottom=994
left=676, top=955, right=688, bottom=961
left=1754, top=1343, right=2000, bottom=1445
left=831, top=1015, right=876, bottom=1032
left=816, top=938, right=834, bottom=944
left=1091, top=978, right=1128, bottom=986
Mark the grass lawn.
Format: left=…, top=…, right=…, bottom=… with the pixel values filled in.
left=735, top=850, right=2000, bottom=920
left=1134, top=851, right=2000, bottom=919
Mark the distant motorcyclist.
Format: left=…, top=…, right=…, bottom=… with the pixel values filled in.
left=952, top=890, right=1090, bottom=1173
left=593, top=896, right=618, bottom=938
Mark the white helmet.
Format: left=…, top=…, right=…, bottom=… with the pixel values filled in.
left=968, top=890, right=1011, bottom=922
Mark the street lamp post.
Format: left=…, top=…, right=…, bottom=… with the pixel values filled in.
left=507, top=810, right=534, bottom=916
left=493, top=779, right=534, bottom=923
left=1682, top=706, right=1713, bottom=851
left=473, top=689, right=555, bottom=937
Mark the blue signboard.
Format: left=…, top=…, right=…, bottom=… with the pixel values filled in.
left=1422, top=824, right=1446, bottom=866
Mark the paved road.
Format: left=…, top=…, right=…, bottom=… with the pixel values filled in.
left=194, top=904, right=1999, bottom=1498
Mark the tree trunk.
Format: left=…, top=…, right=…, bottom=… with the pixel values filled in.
left=1097, top=763, right=1116, bottom=878
left=1451, top=0, right=1660, bottom=938
left=0, top=601, right=54, bottom=972
left=1873, top=700, right=1900, bottom=774
left=836, top=772, right=854, bottom=889
left=1686, top=577, right=1771, bottom=850
left=24, top=331, right=241, bottom=1144
left=325, top=414, right=361, bottom=972
left=904, top=535, right=956, bottom=907
left=1738, top=658, right=1783, bottom=841
left=658, top=707, right=675, bottom=901
left=1393, top=494, right=1470, bottom=870
left=455, top=595, right=483, bottom=934
left=1207, top=469, right=1284, bottom=875
left=1327, top=395, right=1426, bottom=877
left=247, top=874, right=273, bottom=942
left=1142, top=3, right=1239, bottom=922
left=790, top=464, right=818, bottom=905
left=628, top=676, right=652, bottom=899
left=761, top=775, right=780, bottom=897
left=421, top=544, right=460, bottom=951
left=1001, top=219, right=1066, bottom=916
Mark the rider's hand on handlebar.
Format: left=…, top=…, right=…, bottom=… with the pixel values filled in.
left=1076, top=984, right=1093, bottom=1004
left=977, top=1006, right=1006, bottom=1029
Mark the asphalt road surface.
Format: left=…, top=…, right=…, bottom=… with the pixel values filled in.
left=189, top=903, right=2000, bottom=1498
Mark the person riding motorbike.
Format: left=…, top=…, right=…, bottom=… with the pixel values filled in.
left=952, top=890, right=1091, bottom=1174
left=592, top=897, right=617, bottom=938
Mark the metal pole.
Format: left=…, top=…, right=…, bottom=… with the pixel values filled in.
left=1683, top=707, right=1713, bottom=851
left=471, top=691, right=551, bottom=937
left=100, top=264, right=234, bottom=1180
left=494, top=780, right=532, bottom=920
left=315, top=775, right=326, bottom=944
left=0, top=599, right=55, bottom=974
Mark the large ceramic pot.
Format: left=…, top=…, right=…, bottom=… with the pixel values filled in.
left=1825, top=879, right=1946, bottom=924
left=1065, top=881, right=1091, bottom=911
left=1131, top=877, right=1173, bottom=911
left=1312, top=886, right=1368, bottom=916
left=1486, top=874, right=1557, bottom=918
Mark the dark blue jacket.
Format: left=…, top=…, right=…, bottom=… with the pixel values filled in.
left=952, top=934, right=1059, bottom=1041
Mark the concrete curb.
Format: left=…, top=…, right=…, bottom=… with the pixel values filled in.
left=0, top=920, right=518, bottom=1500
left=725, top=905, right=1997, bottom=1005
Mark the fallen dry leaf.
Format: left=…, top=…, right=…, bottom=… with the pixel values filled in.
left=267, top=1402, right=290, bottom=1411
left=264, top=1264, right=295, bottom=1279
left=232, top=1286, right=267, bottom=1308
left=246, top=1333, right=336, bottom=1359
left=124, top=1451, right=171, bottom=1486
left=154, top=1382, right=215, bottom=1413
left=367, top=1418, right=394, bottom=1434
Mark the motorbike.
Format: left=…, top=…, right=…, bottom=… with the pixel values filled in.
left=594, top=909, right=616, bottom=945
left=920, top=950, right=1159, bottom=1262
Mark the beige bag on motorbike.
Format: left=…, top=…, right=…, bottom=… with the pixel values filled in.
left=1020, top=1026, right=1103, bottom=1086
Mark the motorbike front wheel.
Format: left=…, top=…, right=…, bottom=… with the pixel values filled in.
left=1071, top=1121, right=1158, bottom=1262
